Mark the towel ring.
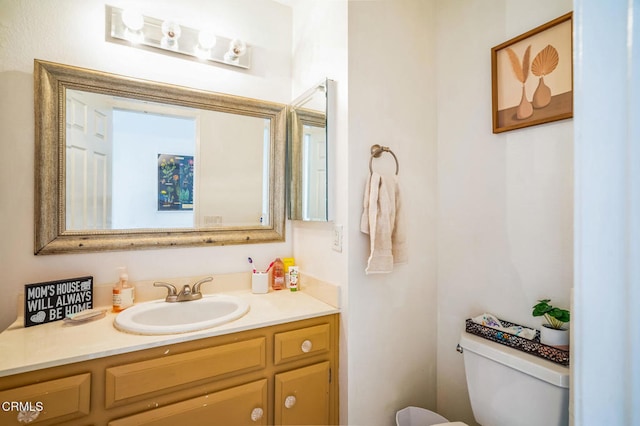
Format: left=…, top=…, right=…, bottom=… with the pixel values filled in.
left=369, top=144, right=399, bottom=175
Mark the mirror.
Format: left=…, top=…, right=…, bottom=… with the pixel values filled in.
left=34, top=59, right=286, bottom=254
left=288, top=78, right=334, bottom=221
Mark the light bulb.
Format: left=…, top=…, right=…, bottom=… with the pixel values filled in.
left=161, top=20, right=181, bottom=50
left=194, top=30, right=217, bottom=59
left=224, top=39, right=247, bottom=63
left=198, top=30, right=217, bottom=50
left=122, top=9, right=144, bottom=31
left=121, top=9, right=144, bottom=44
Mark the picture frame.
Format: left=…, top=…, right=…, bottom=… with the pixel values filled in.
left=491, top=12, right=573, bottom=133
left=158, top=153, right=194, bottom=211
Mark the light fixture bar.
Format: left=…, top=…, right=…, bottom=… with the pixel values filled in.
left=106, top=5, right=251, bottom=69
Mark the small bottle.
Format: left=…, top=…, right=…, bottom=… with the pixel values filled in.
left=113, top=267, right=135, bottom=312
left=271, top=258, right=285, bottom=290
left=283, top=257, right=295, bottom=288
left=289, top=266, right=299, bottom=292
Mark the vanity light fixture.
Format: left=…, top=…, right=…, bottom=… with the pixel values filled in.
left=106, top=5, right=251, bottom=69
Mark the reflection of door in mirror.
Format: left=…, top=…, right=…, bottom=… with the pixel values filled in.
left=65, top=90, right=113, bottom=230
left=64, top=89, right=270, bottom=231
left=302, top=124, right=327, bottom=220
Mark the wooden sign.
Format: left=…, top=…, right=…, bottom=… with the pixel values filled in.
left=24, top=276, right=93, bottom=327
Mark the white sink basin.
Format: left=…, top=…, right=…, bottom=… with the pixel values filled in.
left=114, top=294, right=250, bottom=335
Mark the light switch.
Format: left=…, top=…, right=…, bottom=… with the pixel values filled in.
left=332, top=224, right=343, bottom=252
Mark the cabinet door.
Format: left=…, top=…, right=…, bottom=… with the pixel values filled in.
left=108, top=379, right=268, bottom=426
left=274, top=361, right=330, bottom=425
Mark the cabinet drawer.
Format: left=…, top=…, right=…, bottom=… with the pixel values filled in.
left=274, top=323, right=330, bottom=365
left=106, top=337, right=266, bottom=407
left=0, top=373, right=90, bottom=425
left=108, top=378, right=268, bottom=426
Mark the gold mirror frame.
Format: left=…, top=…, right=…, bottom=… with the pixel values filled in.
left=34, top=60, right=286, bottom=255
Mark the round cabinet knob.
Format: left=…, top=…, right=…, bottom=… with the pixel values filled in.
left=301, top=339, right=313, bottom=353
left=284, top=395, right=297, bottom=409
left=251, top=407, right=264, bottom=422
left=17, top=410, right=40, bottom=424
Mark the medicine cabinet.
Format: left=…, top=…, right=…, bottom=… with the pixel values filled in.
left=288, top=78, right=335, bottom=222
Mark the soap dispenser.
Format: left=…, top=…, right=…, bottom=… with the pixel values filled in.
left=112, top=267, right=134, bottom=312
left=270, top=258, right=285, bottom=290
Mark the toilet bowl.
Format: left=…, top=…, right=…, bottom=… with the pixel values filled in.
left=397, top=331, right=569, bottom=426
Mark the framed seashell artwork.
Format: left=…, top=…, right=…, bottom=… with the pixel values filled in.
left=491, top=12, right=573, bottom=133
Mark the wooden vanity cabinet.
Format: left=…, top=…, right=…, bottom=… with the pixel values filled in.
left=0, top=314, right=338, bottom=425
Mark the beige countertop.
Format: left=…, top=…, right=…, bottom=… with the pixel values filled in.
left=0, top=282, right=340, bottom=378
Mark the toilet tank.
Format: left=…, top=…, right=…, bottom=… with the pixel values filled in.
left=459, top=332, right=569, bottom=426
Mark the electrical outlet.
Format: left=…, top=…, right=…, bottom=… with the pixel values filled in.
left=332, top=224, right=343, bottom=252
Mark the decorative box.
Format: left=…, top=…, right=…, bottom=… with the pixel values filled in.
left=465, top=318, right=569, bottom=366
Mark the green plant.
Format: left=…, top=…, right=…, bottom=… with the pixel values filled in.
left=532, top=299, right=570, bottom=329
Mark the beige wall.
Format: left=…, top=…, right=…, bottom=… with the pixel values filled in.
left=289, top=1, right=347, bottom=293
left=347, top=1, right=439, bottom=424
left=435, top=1, right=573, bottom=424
left=288, top=1, right=350, bottom=423
left=289, top=1, right=440, bottom=424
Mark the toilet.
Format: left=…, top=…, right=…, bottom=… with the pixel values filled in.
left=397, top=332, right=569, bottom=426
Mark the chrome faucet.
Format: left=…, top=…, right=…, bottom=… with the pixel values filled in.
left=154, top=277, right=213, bottom=302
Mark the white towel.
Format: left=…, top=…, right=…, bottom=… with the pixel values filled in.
left=360, top=172, right=407, bottom=274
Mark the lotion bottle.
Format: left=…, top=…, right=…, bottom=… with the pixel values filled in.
left=283, top=257, right=295, bottom=288
left=289, top=266, right=299, bottom=292
left=112, top=267, right=134, bottom=312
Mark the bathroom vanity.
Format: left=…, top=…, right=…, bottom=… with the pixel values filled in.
left=0, top=290, right=339, bottom=425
